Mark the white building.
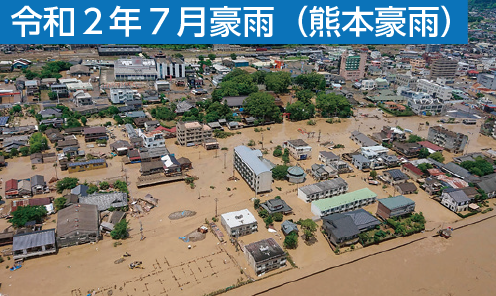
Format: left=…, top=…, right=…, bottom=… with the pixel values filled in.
left=441, top=189, right=470, bottom=212
left=285, top=139, right=312, bottom=160
left=416, top=79, right=453, bottom=102
left=234, top=145, right=273, bottom=193
left=221, top=209, right=258, bottom=237
left=407, top=92, right=445, bottom=115
left=110, top=88, right=135, bottom=104
left=361, top=79, right=376, bottom=90
left=114, top=57, right=158, bottom=81
left=157, top=57, right=186, bottom=79
left=138, top=129, right=165, bottom=148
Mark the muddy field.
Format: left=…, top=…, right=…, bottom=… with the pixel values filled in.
left=0, top=110, right=495, bottom=296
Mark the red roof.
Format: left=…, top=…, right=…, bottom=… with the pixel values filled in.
left=417, top=141, right=444, bottom=152
left=403, top=163, right=423, bottom=176
left=5, top=179, right=18, bottom=192
left=29, top=197, right=51, bottom=206
left=154, top=126, right=176, bottom=133
left=427, top=168, right=444, bottom=176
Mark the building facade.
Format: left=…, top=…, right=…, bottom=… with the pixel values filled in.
left=429, top=58, right=457, bottom=80
left=285, top=139, right=312, bottom=160
left=234, top=145, right=273, bottom=193
left=176, top=121, right=213, bottom=146
left=339, top=51, right=366, bottom=81
left=416, top=79, right=453, bottom=102
left=157, top=57, right=186, bottom=79
left=138, top=129, right=165, bottom=148
left=427, top=126, right=468, bottom=153
left=110, top=88, right=135, bottom=104
left=221, top=209, right=258, bottom=237
left=114, top=57, right=158, bottom=81
left=244, top=238, right=286, bottom=275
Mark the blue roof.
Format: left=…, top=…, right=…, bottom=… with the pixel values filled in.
left=68, top=158, right=105, bottom=167
left=0, top=116, right=9, bottom=126
left=234, top=146, right=271, bottom=175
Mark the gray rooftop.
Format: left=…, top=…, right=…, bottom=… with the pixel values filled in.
left=244, top=238, right=285, bottom=263
left=79, top=192, right=128, bottom=211
left=351, top=131, right=378, bottom=147
left=343, top=209, right=381, bottom=232
left=444, top=189, right=470, bottom=203
left=322, top=214, right=360, bottom=240
left=379, top=195, right=415, bottom=210
left=234, top=145, right=271, bottom=176
left=299, top=178, right=348, bottom=196
left=384, top=169, right=408, bottom=180
left=13, top=229, right=56, bottom=251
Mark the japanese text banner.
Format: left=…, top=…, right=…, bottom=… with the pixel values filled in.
left=0, top=0, right=467, bottom=44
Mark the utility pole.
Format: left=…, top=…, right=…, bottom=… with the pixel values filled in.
left=215, top=198, right=218, bottom=217
left=318, top=130, right=321, bottom=142
left=261, top=132, right=264, bottom=150
left=139, top=220, right=144, bottom=241
left=224, top=152, right=227, bottom=169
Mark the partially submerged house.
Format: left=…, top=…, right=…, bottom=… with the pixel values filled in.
left=57, top=204, right=100, bottom=248
left=244, top=238, right=286, bottom=276
left=12, top=229, right=57, bottom=260
left=376, top=195, right=416, bottom=220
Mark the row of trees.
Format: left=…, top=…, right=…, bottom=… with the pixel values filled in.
left=23, top=61, right=72, bottom=80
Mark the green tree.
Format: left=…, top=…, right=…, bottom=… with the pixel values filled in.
left=369, top=170, right=377, bottom=179
left=56, top=177, right=79, bottom=193
left=198, top=55, right=205, bottom=61
left=316, top=92, right=352, bottom=118
left=295, top=89, right=314, bottom=105
left=418, top=147, right=430, bottom=158
left=11, top=105, right=22, bottom=114
left=8, top=205, right=47, bottom=228
left=273, top=212, right=283, bottom=222
left=429, top=152, right=445, bottom=163
left=54, top=197, right=67, bottom=211
left=460, top=157, right=494, bottom=176
left=272, top=165, right=289, bottom=180
left=417, top=163, right=433, bottom=173
left=264, top=215, right=274, bottom=227
left=243, top=92, right=282, bottom=123
left=80, top=116, right=87, bottom=126
left=298, top=218, right=317, bottom=241
left=265, top=72, right=292, bottom=93
left=87, top=184, right=98, bottom=195
left=407, top=134, right=423, bottom=143
left=286, top=101, right=315, bottom=121
left=273, top=148, right=283, bottom=157
left=19, top=146, right=30, bottom=156
left=230, top=53, right=237, bottom=60
left=294, top=73, right=325, bottom=90
left=48, top=91, right=58, bottom=101
left=114, top=180, right=129, bottom=193
left=110, top=219, right=129, bottom=239
left=99, top=181, right=110, bottom=190
left=283, top=232, right=298, bottom=249
left=254, top=198, right=260, bottom=209
left=258, top=208, right=269, bottom=218
left=29, top=132, right=49, bottom=153
left=208, top=53, right=216, bottom=60
left=476, top=93, right=485, bottom=98
left=9, top=148, right=19, bottom=157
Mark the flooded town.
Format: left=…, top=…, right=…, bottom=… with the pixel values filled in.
left=1, top=25, right=496, bottom=296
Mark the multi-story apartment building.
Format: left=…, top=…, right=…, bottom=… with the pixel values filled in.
left=244, top=238, right=286, bottom=276
left=416, top=79, right=453, bottom=102
left=233, top=145, right=273, bottom=193
left=156, top=57, right=186, bottom=79
left=429, top=58, right=457, bottom=80
left=410, top=59, right=426, bottom=70
left=221, top=209, right=258, bottom=237
left=396, top=73, right=418, bottom=89
left=297, top=177, right=348, bottom=203
left=339, top=51, right=366, bottom=81
left=427, top=126, right=468, bottom=153
left=477, top=72, right=496, bottom=90
left=284, top=139, right=312, bottom=160
left=110, top=88, right=135, bottom=104
left=138, top=129, right=165, bottom=148
left=176, top=121, right=213, bottom=146
left=407, top=92, right=445, bottom=115
left=425, top=44, right=441, bottom=53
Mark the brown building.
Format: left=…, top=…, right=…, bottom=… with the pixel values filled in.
left=429, top=58, right=457, bottom=80
left=56, top=204, right=100, bottom=248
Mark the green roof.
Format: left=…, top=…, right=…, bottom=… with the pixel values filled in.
left=311, top=188, right=378, bottom=211
left=378, top=195, right=415, bottom=210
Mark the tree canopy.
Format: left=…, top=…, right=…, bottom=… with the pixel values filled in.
left=9, top=205, right=47, bottom=228
left=110, top=219, right=129, bottom=239
left=212, top=69, right=258, bottom=102
left=272, top=165, right=289, bottom=180
left=460, top=157, right=494, bottom=176
left=418, top=147, right=430, bottom=159
left=265, top=72, right=292, bottom=93
left=54, top=197, right=67, bottom=211
left=294, top=73, right=326, bottom=90
left=407, top=134, right=423, bottom=143
left=56, top=177, right=79, bottom=193
left=29, top=132, right=49, bottom=154
left=315, top=93, right=352, bottom=118
left=243, top=92, right=282, bottom=123
left=429, top=152, right=445, bottom=163
left=295, top=89, right=314, bottom=105
left=298, top=218, right=318, bottom=241
left=151, top=106, right=176, bottom=121
left=286, top=101, right=315, bottom=121
left=284, top=232, right=298, bottom=249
